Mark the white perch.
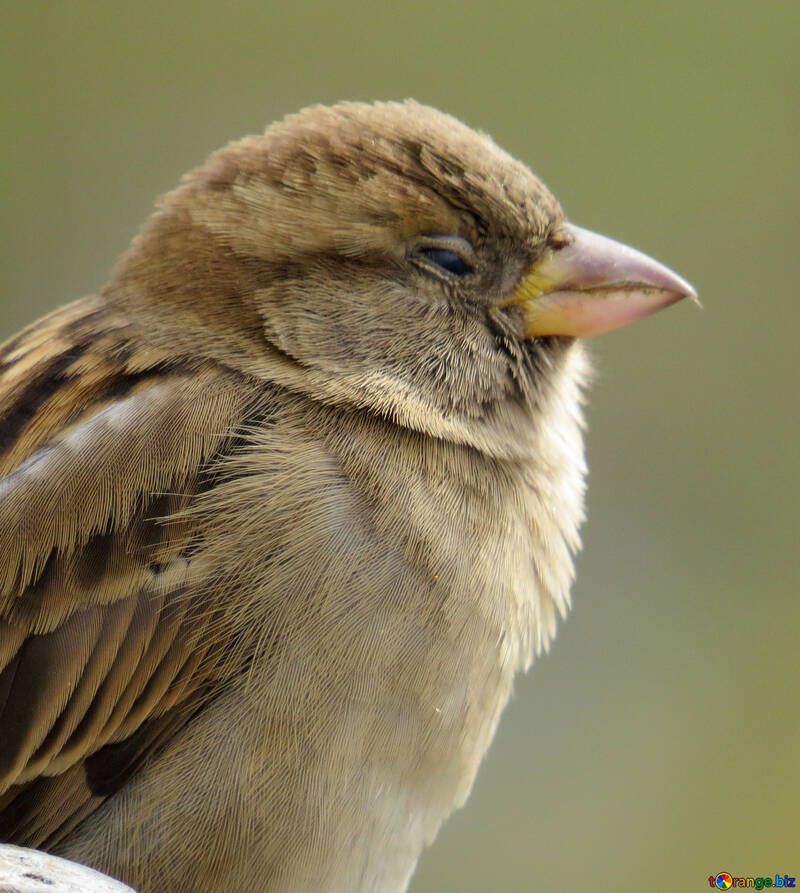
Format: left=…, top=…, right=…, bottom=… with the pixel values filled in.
left=0, top=845, right=136, bottom=893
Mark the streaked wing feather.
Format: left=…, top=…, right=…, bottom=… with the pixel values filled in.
left=0, top=296, right=262, bottom=845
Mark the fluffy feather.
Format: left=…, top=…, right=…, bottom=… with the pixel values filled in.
left=0, top=100, right=589, bottom=892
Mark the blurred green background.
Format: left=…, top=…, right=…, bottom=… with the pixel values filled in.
left=2, top=1, right=797, bottom=889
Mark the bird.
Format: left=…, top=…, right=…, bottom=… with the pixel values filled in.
left=0, top=100, right=694, bottom=892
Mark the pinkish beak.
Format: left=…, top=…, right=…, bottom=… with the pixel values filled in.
left=500, top=223, right=698, bottom=338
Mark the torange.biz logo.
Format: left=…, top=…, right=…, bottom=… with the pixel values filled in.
left=709, top=874, right=796, bottom=889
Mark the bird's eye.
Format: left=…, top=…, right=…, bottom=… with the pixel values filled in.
left=412, top=236, right=476, bottom=279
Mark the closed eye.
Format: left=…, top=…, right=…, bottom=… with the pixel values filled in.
left=412, top=235, right=476, bottom=279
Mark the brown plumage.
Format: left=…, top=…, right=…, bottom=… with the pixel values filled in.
left=0, top=101, right=693, bottom=891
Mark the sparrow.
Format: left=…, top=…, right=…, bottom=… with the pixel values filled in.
left=0, top=100, right=694, bottom=892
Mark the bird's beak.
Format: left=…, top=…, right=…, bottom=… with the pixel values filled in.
left=500, top=223, right=697, bottom=338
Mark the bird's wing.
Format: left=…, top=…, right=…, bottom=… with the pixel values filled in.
left=0, top=297, right=261, bottom=848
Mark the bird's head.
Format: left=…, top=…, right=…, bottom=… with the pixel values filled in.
left=108, top=101, right=694, bottom=455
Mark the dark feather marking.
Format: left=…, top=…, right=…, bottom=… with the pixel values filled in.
left=73, top=531, right=114, bottom=588
left=91, top=366, right=180, bottom=405
left=131, top=492, right=175, bottom=555
left=0, top=764, right=100, bottom=848
left=0, top=346, right=89, bottom=455
left=84, top=693, right=207, bottom=797
left=0, top=778, right=47, bottom=842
